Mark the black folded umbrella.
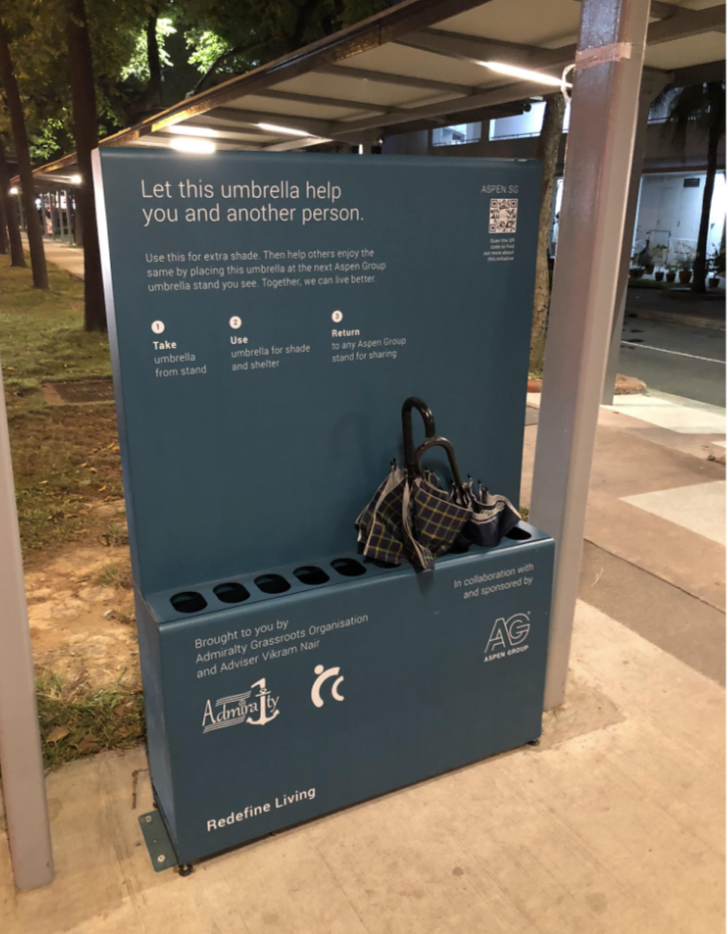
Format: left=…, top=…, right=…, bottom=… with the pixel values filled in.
left=453, top=478, right=521, bottom=548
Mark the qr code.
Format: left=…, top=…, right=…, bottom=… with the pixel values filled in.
left=489, top=198, right=518, bottom=234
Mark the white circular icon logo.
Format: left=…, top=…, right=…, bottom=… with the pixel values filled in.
left=332, top=310, right=343, bottom=323
left=229, top=316, right=242, bottom=329
left=151, top=320, right=165, bottom=334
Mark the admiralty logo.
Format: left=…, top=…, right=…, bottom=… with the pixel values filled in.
left=484, top=612, right=531, bottom=663
left=202, top=677, right=280, bottom=733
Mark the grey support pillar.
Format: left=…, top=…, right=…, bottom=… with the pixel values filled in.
left=0, top=356, right=54, bottom=890
left=602, top=68, right=672, bottom=404
left=530, top=0, right=652, bottom=710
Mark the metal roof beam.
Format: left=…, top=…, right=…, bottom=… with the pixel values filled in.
left=254, top=88, right=408, bottom=113
left=188, top=106, right=335, bottom=138
left=330, top=79, right=562, bottom=136
left=646, top=3, right=725, bottom=42
left=649, top=1, right=693, bottom=17
left=316, top=63, right=475, bottom=96
left=395, top=27, right=541, bottom=66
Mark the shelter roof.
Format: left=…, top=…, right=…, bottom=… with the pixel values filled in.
left=33, top=0, right=726, bottom=186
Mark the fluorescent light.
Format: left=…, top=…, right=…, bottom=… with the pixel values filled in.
left=70, top=174, right=82, bottom=184
left=170, top=137, right=216, bottom=154
left=169, top=124, right=218, bottom=138
left=9, top=186, right=18, bottom=195
left=479, top=61, right=571, bottom=88
left=257, top=122, right=316, bottom=138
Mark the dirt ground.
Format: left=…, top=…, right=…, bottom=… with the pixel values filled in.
left=24, top=501, right=141, bottom=692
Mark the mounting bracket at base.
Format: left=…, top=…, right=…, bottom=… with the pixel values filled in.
left=139, top=810, right=178, bottom=872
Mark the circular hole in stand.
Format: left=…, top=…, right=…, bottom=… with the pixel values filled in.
left=170, top=591, right=207, bottom=613
left=213, top=582, right=251, bottom=604
left=331, top=558, right=367, bottom=577
left=506, top=526, right=532, bottom=541
left=294, top=566, right=330, bottom=586
left=254, top=574, right=291, bottom=595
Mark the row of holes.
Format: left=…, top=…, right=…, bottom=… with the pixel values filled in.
left=169, top=528, right=534, bottom=614
left=170, top=558, right=366, bottom=614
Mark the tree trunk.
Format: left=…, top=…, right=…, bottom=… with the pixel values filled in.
left=0, top=136, right=25, bottom=267
left=530, top=94, right=566, bottom=373
left=0, top=9, right=47, bottom=288
left=64, top=0, right=106, bottom=331
left=692, top=121, right=720, bottom=294
left=0, top=192, right=8, bottom=254
left=145, top=14, right=161, bottom=105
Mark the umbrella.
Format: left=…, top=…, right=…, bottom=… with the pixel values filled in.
left=355, top=397, right=521, bottom=570
left=452, top=478, right=521, bottom=548
left=355, top=397, right=436, bottom=566
left=355, top=459, right=408, bottom=565
left=402, top=436, right=471, bottom=570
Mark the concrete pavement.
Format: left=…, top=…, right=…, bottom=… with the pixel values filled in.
left=20, top=236, right=84, bottom=280
left=0, top=277, right=725, bottom=930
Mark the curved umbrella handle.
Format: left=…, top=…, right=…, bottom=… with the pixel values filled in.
left=414, top=436, right=466, bottom=493
left=402, top=397, right=436, bottom=478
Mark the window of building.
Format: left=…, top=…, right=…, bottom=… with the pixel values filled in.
left=432, top=123, right=482, bottom=146
left=489, top=100, right=571, bottom=140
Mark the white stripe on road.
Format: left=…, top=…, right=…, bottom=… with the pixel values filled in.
left=621, top=341, right=725, bottom=364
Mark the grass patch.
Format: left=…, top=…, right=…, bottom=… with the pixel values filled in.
left=102, top=521, right=129, bottom=548
left=93, top=561, right=133, bottom=589
left=0, top=254, right=123, bottom=554
left=37, top=673, right=145, bottom=770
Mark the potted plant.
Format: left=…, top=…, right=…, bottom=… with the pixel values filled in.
left=665, top=263, right=677, bottom=284
left=677, top=251, right=695, bottom=284
left=652, top=243, right=669, bottom=281
left=707, top=245, right=725, bottom=288
left=629, top=252, right=645, bottom=279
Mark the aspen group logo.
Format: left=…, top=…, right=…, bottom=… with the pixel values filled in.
left=202, top=677, right=280, bottom=733
left=484, top=612, right=530, bottom=663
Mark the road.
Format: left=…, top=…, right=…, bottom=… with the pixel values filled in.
left=618, top=316, right=726, bottom=407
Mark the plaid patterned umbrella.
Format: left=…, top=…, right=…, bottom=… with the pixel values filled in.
left=453, top=479, right=521, bottom=548
left=356, top=397, right=438, bottom=567
left=356, top=460, right=408, bottom=565
left=355, top=397, right=521, bottom=571
left=403, top=436, right=470, bottom=570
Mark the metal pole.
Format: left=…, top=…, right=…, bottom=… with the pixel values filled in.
left=16, top=191, right=25, bottom=232
left=51, top=192, right=59, bottom=242
left=0, top=354, right=54, bottom=890
left=601, top=70, right=671, bottom=404
left=530, top=0, right=652, bottom=710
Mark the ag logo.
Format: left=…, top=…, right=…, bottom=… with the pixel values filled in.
left=484, top=612, right=531, bottom=662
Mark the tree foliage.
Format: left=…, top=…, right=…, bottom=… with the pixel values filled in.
left=0, top=0, right=393, bottom=164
